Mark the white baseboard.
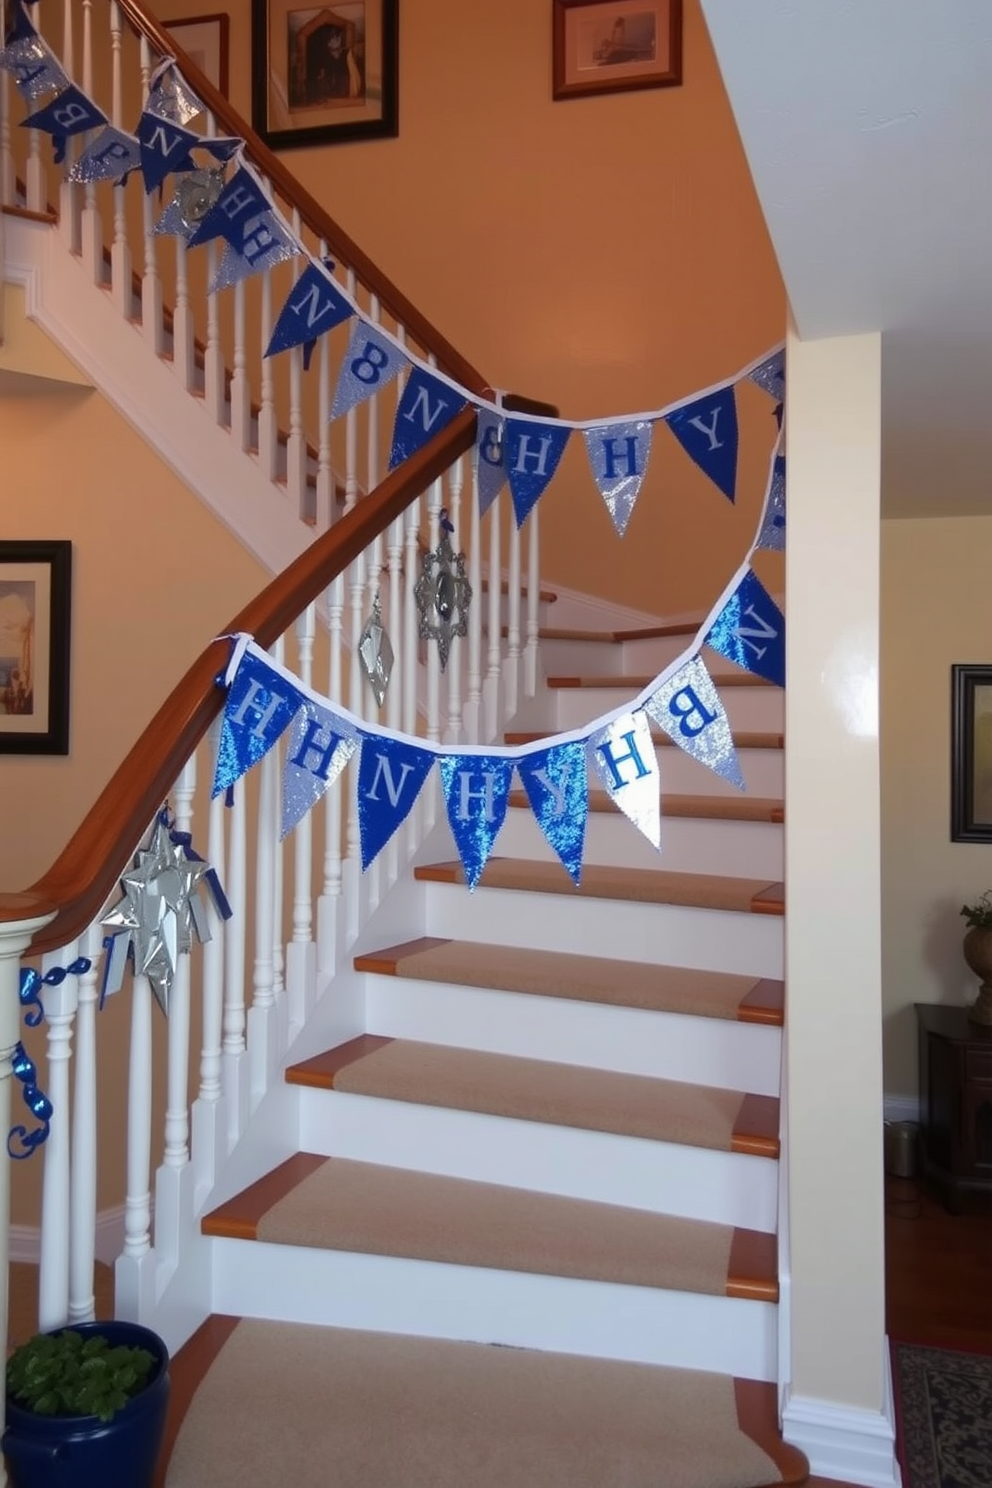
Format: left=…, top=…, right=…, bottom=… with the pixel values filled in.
left=782, top=1344, right=902, bottom=1487
left=883, top=1094, right=920, bottom=1124
left=10, top=1205, right=129, bottom=1269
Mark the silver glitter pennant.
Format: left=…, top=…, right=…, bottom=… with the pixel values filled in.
left=582, top=419, right=654, bottom=537
left=209, top=218, right=299, bottom=292
left=0, top=33, right=67, bottom=99
left=146, top=61, right=202, bottom=124
left=644, top=655, right=744, bottom=791
left=281, top=702, right=358, bottom=839
left=68, top=125, right=141, bottom=184
left=755, top=452, right=786, bottom=552
left=588, top=710, right=661, bottom=849
left=358, top=592, right=394, bottom=708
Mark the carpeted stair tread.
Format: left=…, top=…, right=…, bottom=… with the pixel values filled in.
left=163, top=1316, right=808, bottom=1488
left=548, top=671, right=770, bottom=689
left=354, top=936, right=785, bottom=1025
left=202, top=1155, right=778, bottom=1301
left=505, top=726, right=784, bottom=749
left=506, top=789, right=784, bottom=822
left=415, top=856, right=785, bottom=914
left=286, top=1035, right=780, bottom=1157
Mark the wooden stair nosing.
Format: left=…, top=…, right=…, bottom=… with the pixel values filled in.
left=504, top=788, right=784, bottom=824
left=528, top=621, right=703, bottom=645
left=201, top=1152, right=778, bottom=1302
left=353, top=936, right=785, bottom=1027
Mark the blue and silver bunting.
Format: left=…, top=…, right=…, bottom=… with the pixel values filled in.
left=755, top=451, right=786, bottom=552
left=358, top=736, right=435, bottom=870
left=589, top=710, right=660, bottom=849
left=266, top=259, right=353, bottom=364
left=583, top=419, right=653, bottom=537
left=705, top=570, right=785, bottom=688
left=138, top=109, right=200, bottom=193
left=748, top=348, right=784, bottom=405
left=154, top=167, right=227, bottom=240
left=23, top=84, right=107, bottom=164
left=505, top=418, right=571, bottom=529
left=517, top=742, right=588, bottom=884
left=389, top=368, right=467, bottom=470
left=476, top=410, right=507, bottom=516
left=644, top=655, right=743, bottom=790
left=439, top=754, right=513, bottom=889
left=69, top=125, right=141, bottom=184
left=0, top=8, right=67, bottom=101
left=145, top=61, right=202, bottom=125
left=666, top=385, right=739, bottom=503
left=212, top=648, right=306, bottom=796
left=210, top=215, right=299, bottom=292
left=282, top=701, right=358, bottom=838
left=329, top=321, right=407, bottom=422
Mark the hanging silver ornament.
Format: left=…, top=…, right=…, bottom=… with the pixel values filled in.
left=357, top=591, right=394, bottom=708
left=414, top=509, right=472, bottom=672
left=177, top=166, right=226, bottom=230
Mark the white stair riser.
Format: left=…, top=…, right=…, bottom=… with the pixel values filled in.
left=421, top=881, right=784, bottom=979
left=364, top=974, right=782, bottom=1094
left=210, top=1236, right=778, bottom=1380
left=497, top=807, right=784, bottom=878
left=540, top=636, right=729, bottom=678
left=298, top=1089, right=779, bottom=1229
left=657, top=745, right=783, bottom=797
left=550, top=684, right=784, bottom=734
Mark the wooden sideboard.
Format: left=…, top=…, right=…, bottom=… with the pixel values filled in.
left=916, top=1002, right=992, bottom=1211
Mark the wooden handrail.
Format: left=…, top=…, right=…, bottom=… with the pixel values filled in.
left=5, top=410, right=478, bottom=955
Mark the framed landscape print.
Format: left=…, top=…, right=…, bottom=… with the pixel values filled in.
left=0, top=541, right=72, bottom=756
left=252, top=0, right=399, bottom=150
left=553, top=0, right=682, bottom=100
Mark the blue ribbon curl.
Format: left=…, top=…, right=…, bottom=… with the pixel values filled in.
left=8, top=1042, right=53, bottom=1159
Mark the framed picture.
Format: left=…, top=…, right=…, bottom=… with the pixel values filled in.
left=951, top=665, right=992, bottom=842
left=0, top=541, right=72, bottom=756
left=553, top=0, right=682, bottom=100
left=252, top=0, right=398, bottom=150
left=163, top=13, right=230, bottom=96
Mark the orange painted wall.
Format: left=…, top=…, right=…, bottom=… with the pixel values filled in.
left=152, top=0, right=785, bottom=616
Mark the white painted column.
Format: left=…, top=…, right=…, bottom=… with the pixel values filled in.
left=782, top=325, right=896, bottom=1488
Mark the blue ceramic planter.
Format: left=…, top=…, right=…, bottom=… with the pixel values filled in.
left=3, top=1321, right=170, bottom=1488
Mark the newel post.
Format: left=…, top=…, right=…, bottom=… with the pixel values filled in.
left=0, top=896, right=57, bottom=1488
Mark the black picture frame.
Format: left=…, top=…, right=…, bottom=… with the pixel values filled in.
left=252, top=0, right=398, bottom=150
left=951, top=664, right=992, bottom=842
left=0, top=540, right=72, bottom=756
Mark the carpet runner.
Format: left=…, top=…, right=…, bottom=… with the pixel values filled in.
left=891, top=1339, right=992, bottom=1488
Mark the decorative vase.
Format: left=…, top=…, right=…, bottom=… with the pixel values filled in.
left=2, top=1321, right=170, bottom=1488
left=962, top=926, right=992, bottom=1025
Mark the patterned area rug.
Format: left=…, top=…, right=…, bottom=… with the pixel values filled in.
left=891, top=1340, right=992, bottom=1488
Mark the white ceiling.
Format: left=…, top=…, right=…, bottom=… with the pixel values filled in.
left=700, top=0, right=992, bottom=518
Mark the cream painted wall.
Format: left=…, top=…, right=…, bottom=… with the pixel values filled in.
left=880, top=515, right=992, bottom=1102
left=151, top=0, right=785, bottom=617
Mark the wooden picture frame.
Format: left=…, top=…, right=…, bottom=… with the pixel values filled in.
left=951, top=664, right=992, bottom=842
left=0, top=541, right=72, bottom=756
left=553, top=0, right=682, bottom=100
left=252, top=0, right=398, bottom=150
left=163, top=13, right=230, bottom=96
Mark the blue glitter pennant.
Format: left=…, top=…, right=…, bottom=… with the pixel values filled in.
left=755, top=452, right=786, bottom=552
left=212, top=649, right=306, bottom=797
left=589, top=711, right=660, bottom=849
left=358, top=736, right=435, bottom=870
left=329, top=321, right=407, bottom=422
left=517, top=742, right=588, bottom=885
left=209, top=217, right=299, bottom=292
left=705, top=570, right=785, bottom=688
left=666, top=386, right=739, bottom=503
left=137, top=109, right=199, bottom=193
left=748, top=349, right=785, bottom=405
left=388, top=368, right=467, bottom=470
left=266, top=260, right=353, bottom=360
left=439, top=753, right=513, bottom=889
left=188, top=164, right=270, bottom=249
left=583, top=419, right=654, bottom=537
left=69, top=125, right=141, bottom=184
left=8, top=1042, right=53, bottom=1160
left=476, top=410, right=507, bottom=516
left=23, top=84, right=107, bottom=164
left=644, top=656, right=744, bottom=791
left=281, top=701, right=358, bottom=838
left=505, top=418, right=571, bottom=528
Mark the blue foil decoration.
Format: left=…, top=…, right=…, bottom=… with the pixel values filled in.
left=18, top=968, right=45, bottom=1028
left=358, top=736, right=435, bottom=870
left=505, top=418, right=571, bottom=528
left=476, top=411, right=507, bottom=516
left=22, top=84, right=107, bottom=164
left=589, top=711, right=660, bottom=849
left=755, top=452, right=786, bottom=553
left=281, top=702, right=358, bottom=839
left=666, top=386, right=739, bottom=503
left=209, top=219, right=299, bottom=293
left=212, top=649, right=306, bottom=797
left=329, top=321, right=407, bottom=422
left=748, top=348, right=785, bottom=405
left=644, top=656, right=744, bottom=791
left=8, top=1042, right=53, bottom=1160
left=137, top=109, right=199, bottom=192
left=388, top=368, right=467, bottom=470
left=439, top=754, right=513, bottom=890
left=583, top=419, right=654, bottom=537
left=517, top=742, right=588, bottom=885
left=188, top=164, right=273, bottom=250
left=266, top=260, right=353, bottom=360
left=68, top=125, right=141, bottom=185
left=705, top=570, right=785, bottom=688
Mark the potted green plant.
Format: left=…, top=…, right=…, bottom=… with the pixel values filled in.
left=3, top=1320, right=170, bottom=1488
left=960, top=892, right=992, bottom=1025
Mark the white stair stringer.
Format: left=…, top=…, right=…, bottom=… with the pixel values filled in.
left=4, top=213, right=312, bottom=580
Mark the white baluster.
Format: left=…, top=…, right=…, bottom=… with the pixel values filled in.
left=108, top=1, right=132, bottom=319
left=78, top=0, right=102, bottom=281
left=318, top=573, right=345, bottom=972
left=425, top=480, right=442, bottom=748
left=139, top=37, right=163, bottom=351
left=444, top=458, right=465, bottom=744
left=287, top=208, right=307, bottom=517
left=343, top=310, right=363, bottom=937
left=172, top=234, right=194, bottom=390
left=192, top=729, right=227, bottom=1205
left=271, top=636, right=286, bottom=1022
left=484, top=494, right=504, bottom=738
left=222, top=780, right=248, bottom=1148
left=58, top=0, right=80, bottom=254
left=525, top=504, right=541, bottom=698
left=403, top=493, right=421, bottom=739
left=506, top=506, right=523, bottom=718
left=315, top=240, right=334, bottom=532
left=258, top=242, right=278, bottom=479
left=1, top=59, right=14, bottom=210
left=157, top=770, right=195, bottom=1269
left=204, top=137, right=225, bottom=423
left=288, top=604, right=316, bottom=1033
left=249, top=717, right=278, bottom=1103
left=38, top=945, right=77, bottom=1331
left=465, top=444, right=483, bottom=743
left=68, top=925, right=102, bottom=1323
left=121, top=974, right=153, bottom=1259
left=230, top=279, right=251, bottom=450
